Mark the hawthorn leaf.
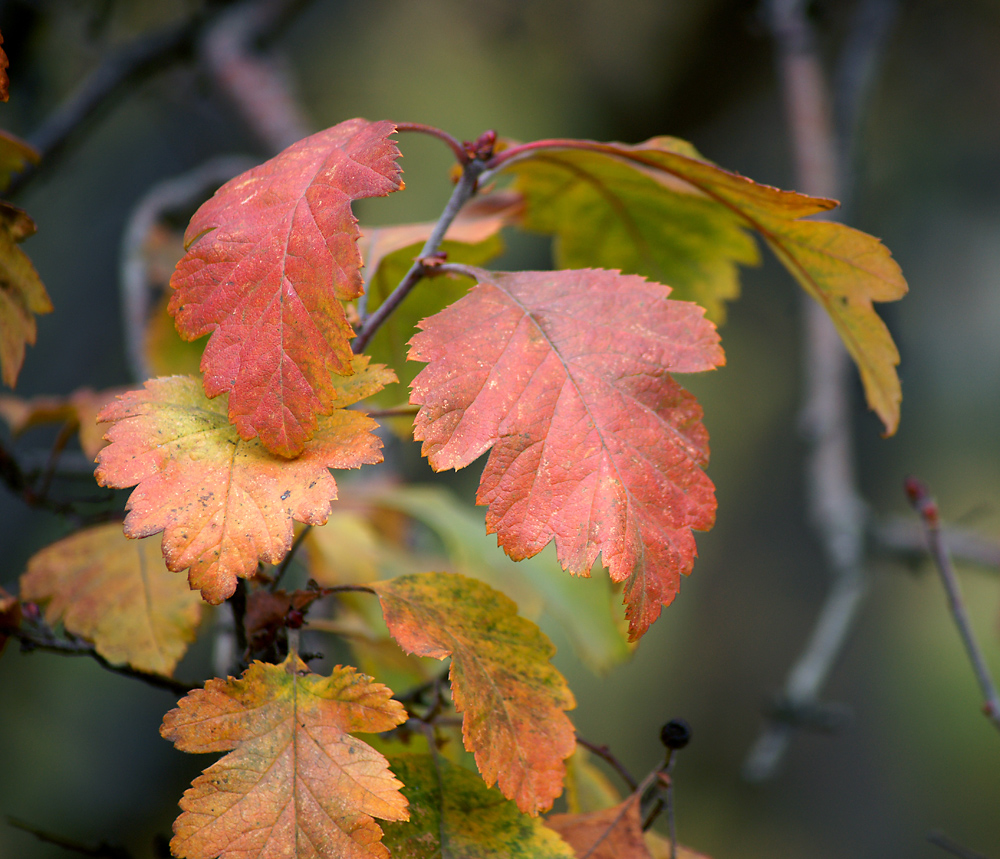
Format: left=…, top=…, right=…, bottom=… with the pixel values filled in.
left=94, top=357, right=393, bottom=603
left=161, top=653, right=408, bottom=859
left=359, top=192, right=517, bottom=404
left=169, top=118, right=403, bottom=456
left=20, top=523, right=203, bottom=676
left=501, top=137, right=906, bottom=434
left=0, top=201, right=52, bottom=388
left=546, top=798, right=651, bottom=859
left=0, top=129, right=39, bottom=189
left=409, top=267, right=723, bottom=640
left=373, top=572, right=576, bottom=815
left=382, top=753, right=576, bottom=859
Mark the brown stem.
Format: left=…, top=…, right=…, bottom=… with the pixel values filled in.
left=574, top=733, right=638, bottom=792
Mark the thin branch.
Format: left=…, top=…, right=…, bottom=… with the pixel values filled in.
left=6, top=623, right=197, bottom=696
left=575, top=733, right=638, bottom=792
left=8, top=4, right=236, bottom=197
left=871, top=515, right=1000, bottom=571
left=928, top=830, right=993, bottom=859
left=269, top=525, right=312, bottom=591
left=351, top=155, right=489, bottom=354
left=7, top=818, right=132, bottom=859
left=906, top=477, right=1000, bottom=734
left=743, top=0, right=896, bottom=782
left=394, top=122, right=469, bottom=165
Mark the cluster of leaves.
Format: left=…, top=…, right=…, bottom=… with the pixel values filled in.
left=0, top=105, right=906, bottom=859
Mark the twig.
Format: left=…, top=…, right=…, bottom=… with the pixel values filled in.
left=906, top=477, right=1000, bottom=734
left=351, top=153, right=490, bottom=353
left=743, top=0, right=896, bottom=782
left=269, top=525, right=312, bottom=591
left=574, top=733, right=638, bottom=792
left=871, top=515, right=1000, bottom=571
left=394, top=122, right=469, bottom=165
left=7, top=817, right=132, bottom=859
left=6, top=622, right=197, bottom=696
left=928, top=830, right=993, bottom=859
left=7, top=4, right=235, bottom=197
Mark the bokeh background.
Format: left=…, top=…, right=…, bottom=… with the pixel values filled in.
left=1, top=0, right=999, bottom=857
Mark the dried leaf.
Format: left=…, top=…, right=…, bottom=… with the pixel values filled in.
left=409, top=267, right=722, bottom=640
left=382, top=753, right=576, bottom=859
left=95, top=358, right=393, bottom=603
left=0, top=201, right=52, bottom=388
left=169, top=118, right=403, bottom=456
left=161, top=653, right=408, bottom=859
left=20, top=523, right=203, bottom=676
left=503, top=137, right=906, bottom=434
left=546, top=798, right=652, bottom=859
left=373, top=572, right=576, bottom=815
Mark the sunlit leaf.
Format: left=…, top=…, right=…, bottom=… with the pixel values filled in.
left=373, top=572, right=576, bottom=815
left=95, top=358, right=393, bottom=603
left=21, top=524, right=203, bottom=676
left=409, top=267, right=722, bottom=640
left=161, top=653, right=408, bottom=859
left=169, top=118, right=403, bottom=456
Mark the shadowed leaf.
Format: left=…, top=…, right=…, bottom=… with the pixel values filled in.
left=409, top=267, right=722, bottom=640
left=373, top=572, right=576, bottom=815
left=547, top=798, right=651, bottom=859
left=95, top=358, right=393, bottom=603
left=21, top=524, right=203, bottom=676
left=161, top=654, right=408, bottom=859
left=169, top=118, right=403, bottom=456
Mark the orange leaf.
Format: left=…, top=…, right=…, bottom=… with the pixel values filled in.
left=373, top=572, right=576, bottom=815
left=0, top=201, right=52, bottom=388
left=161, top=653, right=408, bottom=859
left=546, top=798, right=652, bottom=859
left=169, top=118, right=403, bottom=456
left=95, top=358, right=393, bottom=603
left=409, top=268, right=723, bottom=640
left=20, top=523, right=203, bottom=676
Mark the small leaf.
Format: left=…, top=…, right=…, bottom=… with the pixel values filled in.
left=382, top=753, right=576, bottom=859
left=409, top=267, right=723, bottom=640
left=502, top=136, right=906, bottom=434
left=0, top=201, right=52, bottom=388
left=546, top=798, right=652, bottom=859
left=373, top=572, right=576, bottom=815
left=20, top=523, right=203, bottom=676
left=95, top=358, right=393, bottom=603
left=169, top=118, right=403, bottom=456
left=161, top=653, right=408, bottom=859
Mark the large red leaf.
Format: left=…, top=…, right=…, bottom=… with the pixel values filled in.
left=409, top=267, right=723, bottom=640
left=169, top=118, right=403, bottom=457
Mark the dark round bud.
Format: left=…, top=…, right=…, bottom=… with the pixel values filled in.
left=660, top=719, right=691, bottom=750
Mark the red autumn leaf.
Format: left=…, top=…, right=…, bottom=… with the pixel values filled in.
left=161, top=653, right=408, bottom=859
left=409, top=267, right=723, bottom=641
left=373, top=572, right=576, bottom=815
left=169, top=118, right=403, bottom=457
left=95, top=358, right=393, bottom=603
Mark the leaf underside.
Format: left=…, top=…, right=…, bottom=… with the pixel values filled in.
left=409, top=267, right=723, bottom=640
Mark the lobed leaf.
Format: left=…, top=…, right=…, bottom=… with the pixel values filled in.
left=373, top=572, right=576, bottom=815
left=95, top=358, right=393, bottom=603
left=500, top=137, right=906, bottom=434
left=20, top=523, right=203, bottom=676
left=0, top=201, right=52, bottom=388
left=169, top=118, right=403, bottom=456
left=409, top=267, right=723, bottom=640
left=382, top=753, right=576, bottom=859
left=161, top=653, right=408, bottom=859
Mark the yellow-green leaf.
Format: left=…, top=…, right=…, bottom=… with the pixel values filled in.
left=382, top=753, right=575, bottom=859
left=21, top=523, right=203, bottom=676
left=373, top=572, right=576, bottom=815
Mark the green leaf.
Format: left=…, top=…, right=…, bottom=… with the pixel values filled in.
left=382, top=753, right=576, bottom=859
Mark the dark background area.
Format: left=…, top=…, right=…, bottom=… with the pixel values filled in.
left=1, top=1, right=999, bottom=857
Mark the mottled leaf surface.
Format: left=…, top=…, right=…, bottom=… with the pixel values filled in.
left=95, top=358, right=392, bottom=603
left=21, top=523, right=203, bottom=676
left=169, top=118, right=402, bottom=456
left=0, top=201, right=51, bottom=387
left=373, top=572, right=576, bottom=815
left=161, top=654, right=408, bottom=859
left=502, top=137, right=906, bottom=433
left=382, top=753, right=575, bottom=859
left=409, top=267, right=723, bottom=640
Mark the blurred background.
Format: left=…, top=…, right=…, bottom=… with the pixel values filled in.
left=1, top=0, right=999, bottom=857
